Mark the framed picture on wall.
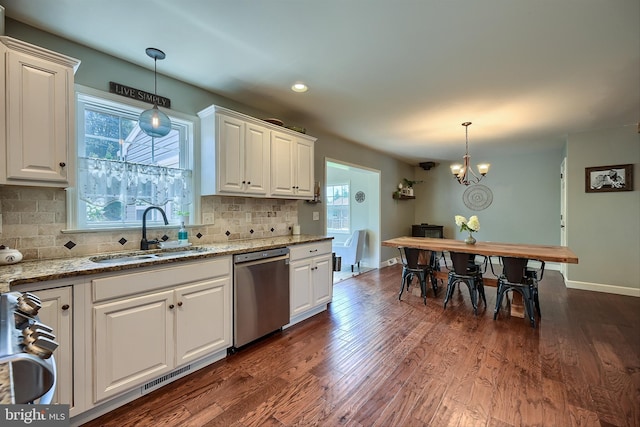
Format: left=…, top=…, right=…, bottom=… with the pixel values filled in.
left=585, top=164, right=633, bottom=193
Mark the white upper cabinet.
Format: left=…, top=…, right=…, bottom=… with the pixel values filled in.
left=200, top=110, right=270, bottom=196
left=199, top=105, right=315, bottom=199
left=0, top=37, right=80, bottom=187
left=270, top=131, right=314, bottom=199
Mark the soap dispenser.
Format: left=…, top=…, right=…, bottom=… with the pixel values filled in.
left=178, top=221, right=188, bottom=245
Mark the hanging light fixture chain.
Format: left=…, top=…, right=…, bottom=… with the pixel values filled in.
left=153, top=56, right=157, bottom=101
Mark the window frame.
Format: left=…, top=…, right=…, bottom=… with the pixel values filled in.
left=326, top=182, right=351, bottom=234
left=68, top=85, right=200, bottom=231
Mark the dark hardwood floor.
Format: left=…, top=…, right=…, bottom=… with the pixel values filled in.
left=82, top=265, right=640, bottom=427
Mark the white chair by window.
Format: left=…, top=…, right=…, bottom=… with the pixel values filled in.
left=333, top=230, right=366, bottom=272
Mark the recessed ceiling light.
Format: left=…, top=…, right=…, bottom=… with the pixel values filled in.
left=291, top=82, right=308, bottom=93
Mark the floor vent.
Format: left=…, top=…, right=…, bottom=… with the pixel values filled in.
left=142, top=365, right=191, bottom=395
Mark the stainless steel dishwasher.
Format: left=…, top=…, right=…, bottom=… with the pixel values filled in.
left=233, top=247, right=290, bottom=349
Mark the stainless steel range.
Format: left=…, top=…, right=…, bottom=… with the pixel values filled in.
left=0, top=291, right=58, bottom=404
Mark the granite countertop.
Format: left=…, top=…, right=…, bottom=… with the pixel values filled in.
left=0, top=235, right=333, bottom=293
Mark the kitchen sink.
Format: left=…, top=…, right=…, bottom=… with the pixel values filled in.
left=155, top=250, right=200, bottom=257
left=90, top=247, right=206, bottom=264
left=90, top=254, right=160, bottom=264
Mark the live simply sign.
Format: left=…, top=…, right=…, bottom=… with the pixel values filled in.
left=109, top=81, right=171, bottom=108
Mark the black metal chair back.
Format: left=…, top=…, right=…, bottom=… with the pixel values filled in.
left=502, top=257, right=528, bottom=284
left=444, top=251, right=487, bottom=315
left=494, top=256, right=542, bottom=327
left=399, top=247, right=423, bottom=269
left=397, top=247, right=438, bottom=305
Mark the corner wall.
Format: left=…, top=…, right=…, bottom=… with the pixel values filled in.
left=565, top=125, right=640, bottom=295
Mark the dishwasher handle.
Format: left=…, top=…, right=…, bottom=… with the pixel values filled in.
left=234, top=254, right=289, bottom=267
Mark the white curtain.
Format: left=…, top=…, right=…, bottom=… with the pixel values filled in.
left=78, top=157, right=192, bottom=208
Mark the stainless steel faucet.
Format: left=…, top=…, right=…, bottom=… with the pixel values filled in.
left=140, top=207, right=169, bottom=250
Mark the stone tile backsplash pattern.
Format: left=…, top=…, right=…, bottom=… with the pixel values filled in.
left=0, top=186, right=299, bottom=261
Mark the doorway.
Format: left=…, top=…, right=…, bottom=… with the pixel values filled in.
left=325, top=159, right=381, bottom=283
left=560, top=157, right=567, bottom=278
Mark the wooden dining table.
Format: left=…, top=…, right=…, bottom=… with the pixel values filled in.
left=382, top=236, right=579, bottom=317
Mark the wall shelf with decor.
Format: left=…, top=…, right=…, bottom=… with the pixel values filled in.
left=393, top=194, right=415, bottom=200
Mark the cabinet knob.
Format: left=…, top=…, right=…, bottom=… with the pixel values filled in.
left=61, top=304, right=70, bottom=311
left=177, top=301, right=183, bottom=307
left=247, top=181, right=251, bottom=185
left=169, top=304, right=175, bottom=310
left=242, top=181, right=246, bottom=184
left=59, top=162, right=66, bottom=168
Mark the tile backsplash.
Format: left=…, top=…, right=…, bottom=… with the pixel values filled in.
left=0, top=186, right=299, bottom=261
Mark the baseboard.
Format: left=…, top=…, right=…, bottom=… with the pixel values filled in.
left=380, top=257, right=398, bottom=268
left=566, top=280, right=640, bottom=297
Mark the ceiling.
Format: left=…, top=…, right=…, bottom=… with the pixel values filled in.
left=2, top=0, right=639, bottom=164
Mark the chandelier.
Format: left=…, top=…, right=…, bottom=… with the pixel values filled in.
left=450, top=122, right=489, bottom=185
left=138, top=48, right=171, bottom=138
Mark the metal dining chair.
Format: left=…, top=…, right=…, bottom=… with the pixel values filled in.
left=398, top=247, right=438, bottom=305
left=443, top=251, right=487, bottom=315
left=493, top=257, right=545, bottom=327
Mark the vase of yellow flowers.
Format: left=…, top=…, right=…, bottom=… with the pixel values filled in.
left=455, top=215, right=480, bottom=244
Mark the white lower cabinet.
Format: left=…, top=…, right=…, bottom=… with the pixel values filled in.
left=288, top=241, right=333, bottom=324
left=32, top=286, right=74, bottom=410
left=91, top=257, right=232, bottom=402
left=93, top=289, right=174, bottom=401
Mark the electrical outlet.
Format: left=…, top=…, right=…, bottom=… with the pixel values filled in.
left=246, top=212, right=251, bottom=222
left=313, top=211, right=319, bottom=221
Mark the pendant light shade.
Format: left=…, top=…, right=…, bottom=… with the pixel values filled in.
left=139, top=47, right=171, bottom=137
left=139, top=106, right=171, bottom=137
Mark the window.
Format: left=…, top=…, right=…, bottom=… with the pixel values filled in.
left=73, top=90, right=194, bottom=229
left=326, top=184, right=350, bottom=232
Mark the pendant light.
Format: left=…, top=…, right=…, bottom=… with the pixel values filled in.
left=450, top=122, right=490, bottom=185
left=139, top=47, right=171, bottom=137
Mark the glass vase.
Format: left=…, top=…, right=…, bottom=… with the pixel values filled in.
left=465, top=233, right=476, bottom=245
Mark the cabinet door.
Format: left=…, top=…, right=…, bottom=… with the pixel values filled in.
left=5, top=50, right=71, bottom=184
left=34, top=287, right=73, bottom=409
left=294, top=138, right=314, bottom=198
left=216, top=114, right=245, bottom=193
left=175, top=277, right=231, bottom=365
left=270, top=131, right=295, bottom=197
left=243, top=123, right=270, bottom=195
left=312, top=253, right=333, bottom=306
left=93, top=290, right=174, bottom=402
left=289, top=259, right=313, bottom=316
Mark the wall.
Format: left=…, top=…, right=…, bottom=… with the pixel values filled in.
left=414, top=143, right=563, bottom=245
left=565, top=125, right=639, bottom=295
